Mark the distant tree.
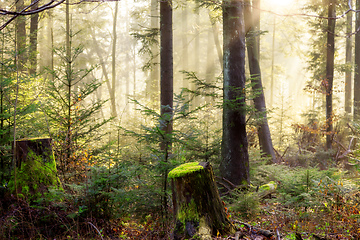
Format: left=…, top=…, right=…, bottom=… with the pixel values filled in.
left=220, top=0, right=249, bottom=187
left=15, top=0, right=26, bottom=72
left=148, top=0, right=160, bottom=101
left=345, top=0, right=352, bottom=114
left=244, top=0, right=276, bottom=162
left=29, top=0, right=39, bottom=75
left=325, top=0, right=336, bottom=150
left=110, top=1, right=119, bottom=118
left=354, top=0, right=360, bottom=120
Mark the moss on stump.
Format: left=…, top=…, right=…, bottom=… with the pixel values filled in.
left=169, top=162, right=235, bottom=240
left=8, top=138, right=62, bottom=201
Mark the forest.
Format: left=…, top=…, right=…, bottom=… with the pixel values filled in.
left=0, top=0, right=360, bottom=239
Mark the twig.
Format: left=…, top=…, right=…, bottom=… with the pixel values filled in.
left=233, top=220, right=274, bottom=238
left=215, top=176, right=237, bottom=189
left=87, top=222, right=104, bottom=240
left=347, top=123, right=356, bottom=135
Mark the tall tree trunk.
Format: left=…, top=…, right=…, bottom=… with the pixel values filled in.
left=325, top=0, right=336, bottom=150
left=270, top=15, right=275, bottom=107
left=220, top=0, right=249, bottom=187
left=345, top=1, right=353, bottom=114
left=253, top=0, right=260, bottom=54
left=244, top=0, right=276, bottom=163
left=29, top=0, right=39, bottom=75
left=111, top=1, right=119, bottom=118
left=354, top=0, right=360, bottom=121
left=182, top=3, right=188, bottom=90
left=209, top=13, right=223, bottom=69
left=65, top=0, right=72, bottom=163
left=16, top=0, right=26, bottom=72
left=160, top=0, right=173, bottom=218
left=193, top=2, right=201, bottom=108
left=147, top=0, right=160, bottom=102
left=205, top=24, right=215, bottom=103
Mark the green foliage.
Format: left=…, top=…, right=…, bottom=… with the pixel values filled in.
left=0, top=26, right=45, bottom=185
left=251, top=164, right=347, bottom=208
left=228, top=190, right=260, bottom=220
left=43, top=35, right=110, bottom=181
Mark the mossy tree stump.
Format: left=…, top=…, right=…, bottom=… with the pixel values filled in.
left=8, top=138, right=62, bottom=200
left=169, top=162, right=235, bottom=240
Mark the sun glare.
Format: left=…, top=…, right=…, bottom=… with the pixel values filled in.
left=263, top=0, right=299, bottom=13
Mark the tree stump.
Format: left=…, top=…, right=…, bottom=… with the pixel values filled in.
left=169, top=162, right=235, bottom=240
left=8, top=138, right=62, bottom=200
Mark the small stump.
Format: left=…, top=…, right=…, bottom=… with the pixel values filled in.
left=8, top=138, right=62, bottom=200
left=169, top=162, right=235, bottom=240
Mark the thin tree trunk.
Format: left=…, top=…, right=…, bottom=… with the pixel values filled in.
left=160, top=0, right=173, bottom=219
left=345, top=0, right=352, bottom=114
left=325, top=0, right=336, bottom=150
left=220, top=0, right=249, bottom=187
left=111, top=1, right=119, bottom=118
left=253, top=0, right=260, bottom=54
left=147, top=0, right=160, bottom=101
left=270, top=15, right=275, bottom=107
left=209, top=13, right=223, bottom=69
left=244, top=0, right=276, bottom=163
left=354, top=0, right=360, bottom=121
left=182, top=3, right=188, bottom=90
left=193, top=2, right=201, bottom=108
left=205, top=24, right=215, bottom=103
left=16, top=0, right=26, bottom=72
left=29, top=0, right=39, bottom=75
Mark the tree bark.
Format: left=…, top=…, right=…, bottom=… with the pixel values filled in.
left=244, top=0, right=276, bottom=163
left=220, top=0, right=250, bottom=187
left=29, top=0, right=39, bottom=75
left=111, top=1, right=119, bottom=118
left=354, top=0, right=360, bottom=121
left=16, top=0, right=26, bottom=72
left=160, top=0, right=173, bottom=218
left=169, top=162, right=235, bottom=239
left=325, top=0, right=336, bottom=150
left=345, top=1, right=352, bottom=114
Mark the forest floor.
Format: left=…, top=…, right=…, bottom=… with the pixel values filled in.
left=1, top=192, right=358, bottom=240
left=1, top=165, right=360, bottom=239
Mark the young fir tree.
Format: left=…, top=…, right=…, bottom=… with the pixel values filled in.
left=43, top=35, right=110, bottom=182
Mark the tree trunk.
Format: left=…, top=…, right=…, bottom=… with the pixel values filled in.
left=16, top=0, right=26, bottom=72
left=345, top=1, right=352, bottom=114
left=9, top=138, right=62, bottom=200
left=354, top=0, right=360, bottom=121
left=220, top=0, right=250, bottom=187
left=244, top=0, right=276, bottom=163
left=160, top=0, right=173, bottom=218
left=111, top=1, right=119, bottom=118
left=169, top=162, right=235, bottom=239
left=146, top=0, right=160, bottom=103
left=29, top=0, right=39, bottom=75
left=325, top=0, right=336, bottom=150
left=205, top=23, right=215, bottom=104
left=209, top=13, right=223, bottom=69
left=182, top=3, right=189, bottom=90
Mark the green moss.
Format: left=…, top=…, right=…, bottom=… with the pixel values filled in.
left=8, top=147, right=63, bottom=201
left=259, top=181, right=277, bottom=191
left=177, top=199, right=200, bottom=223
left=168, top=162, right=203, bottom=179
